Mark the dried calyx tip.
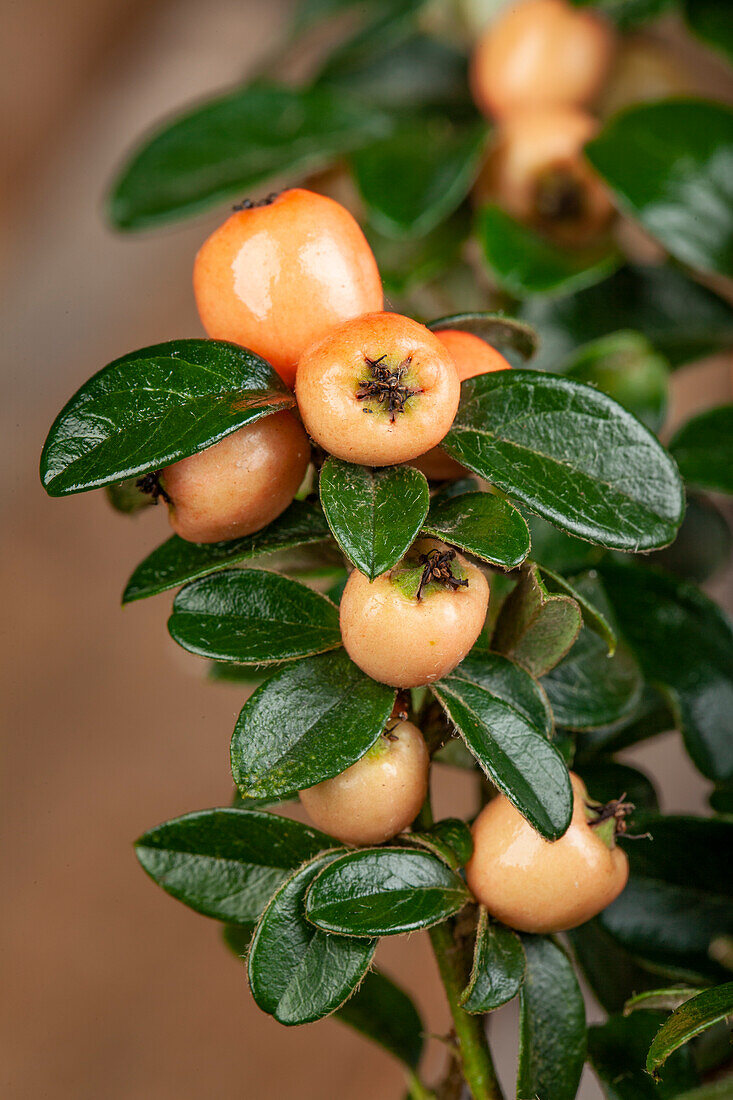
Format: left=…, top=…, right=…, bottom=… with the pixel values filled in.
left=356, top=354, right=422, bottom=423
left=232, top=191, right=279, bottom=211
left=586, top=793, right=650, bottom=842
left=534, top=167, right=585, bottom=223
left=416, top=548, right=468, bottom=601
left=136, top=470, right=171, bottom=504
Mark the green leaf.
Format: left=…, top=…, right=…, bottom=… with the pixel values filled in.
left=168, top=569, right=341, bottom=664
left=478, top=204, right=620, bottom=297
left=429, top=312, right=539, bottom=364
left=597, top=814, right=733, bottom=982
left=587, top=101, right=733, bottom=278
left=492, top=564, right=583, bottom=678
left=316, top=32, right=470, bottom=112
left=248, top=851, right=376, bottom=1026
left=567, top=918, right=661, bottom=1015
left=675, top=1082, right=733, bottom=1100
left=600, top=561, right=733, bottom=782
left=319, top=460, right=429, bottom=580
left=442, top=370, right=684, bottom=551
left=561, top=330, right=670, bottom=432
left=517, top=937, right=586, bottom=1100
left=543, top=625, right=643, bottom=730
left=41, top=340, right=292, bottom=497
left=669, top=405, right=733, bottom=495
left=123, top=499, right=331, bottom=603
left=305, top=847, right=469, bottom=937
left=709, top=781, right=733, bottom=815
left=134, top=808, right=333, bottom=924
left=368, top=209, right=470, bottom=296
left=231, top=650, right=395, bottom=799
left=222, top=920, right=256, bottom=957
left=422, top=490, right=530, bottom=569
left=460, top=908, right=526, bottom=1013
left=540, top=566, right=617, bottom=654
left=522, top=263, right=733, bottom=372
left=684, top=0, right=733, bottom=64
left=575, top=760, right=659, bottom=813
left=588, top=1012, right=699, bottom=1100
left=646, top=983, right=733, bottom=1077
left=351, top=119, right=486, bottom=238
left=525, top=513, right=606, bottom=575
left=569, top=0, right=677, bottom=29
left=405, top=818, right=474, bottom=869
left=109, top=83, right=389, bottom=230
left=336, top=969, right=425, bottom=1069
left=650, top=494, right=732, bottom=585
left=432, top=652, right=572, bottom=840
left=542, top=572, right=643, bottom=731
left=624, top=987, right=700, bottom=1015
left=575, top=686, right=672, bottom=759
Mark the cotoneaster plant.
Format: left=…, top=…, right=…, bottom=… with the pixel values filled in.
left=42, top=1, right=733, bottom=1097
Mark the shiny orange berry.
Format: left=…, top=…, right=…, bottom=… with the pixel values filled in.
left=466, top=772, right=629, bottom=933
left=193, top=189, right=383, bottom=388
left=161, top=412, right=309, bottom=543
left=470, top=0, right=615, bottom=119
left=295, top=312, right=460, bottom=466
left=300, top=721, right=430, bottom=845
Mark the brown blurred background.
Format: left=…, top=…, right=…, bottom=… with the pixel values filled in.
left=2, top=2, right=732, bottom=1098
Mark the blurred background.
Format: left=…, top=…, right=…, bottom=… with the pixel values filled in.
left=2, top=1, right=732, bottom=1097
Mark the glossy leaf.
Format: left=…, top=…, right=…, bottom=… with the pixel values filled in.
left=41, top=340, right=292, bottom=497
left=368, top=209, right=470, bottom=295
left=684, top=0, right=733, bottom=64
left=574, top=686, right=673, bottom=759
left=492, top=564, right=582, bottom=678
left=305, top=847, right=470, bottom=936
left=460, top=908, right=526, bottom=1013
left=123, top=500, right=331, bottom=603
left=109, top=83, right=389, bottom=230
left=542, top=592, right=643, bottom=732
left=319, top=460, right=429, bottom=580
left=105, top=478, right=156, bottom=515
left=517, top=936, right=586, bottom=1100
left=231, top=650, right=395, bottom=799
left=429, top=312, right=538, bottom=363
left=422, top=490, right=530, bottom=569
left=646, top=984, right=733, bottom=1076
left=588, top=1012, right=699, bottom=1100
left=587, top=101, right=733, bottom=277
left=567, top=918, right=661, bottom=1015
left=135, top=808, right=333, bottom=923
left=525, top=513, right=606, bottom=575
left=406, top=818, right=474, bottom=870
left=597, top=814, right=733, bottom=982
left=432, top=652, right=572, bottom=840
left=669, top=405, right=733, bottom=495
left=651, top=494, right=732, bottom=585
left=540, top=566, right=616, bottom=654
left=478, top=204, right=620, bottom=297
left=316, top=31, right=470, bottom=112
left=569, top=0, right=676, bottom=30
left=222, top=920, right=256, bottom=957
left=624, top=987, right=699, bottom=1014
left=561, top=330, right=670, bottom=432
left=351, top=119, right=486, bottom=238
left=168, top=569, right=341, bottom=664
left=442, top=370, right=684, bottom=551
left=248, top=852, right=376, bottom=1026
left=601, top=562, right=733, bottom=781
left=336, top=969, right=425, bottom=1069
left=522, top=263, right=733, bottom=372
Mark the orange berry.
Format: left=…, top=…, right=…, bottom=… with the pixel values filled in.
left=470, top=0, right=615, bottom=119
left=413, top=330, right=510, bottom=480
left=193, top=189, right=383, bottom=388
left=299, top=721, right=430, bottom=845
left=466, top=773, right=629, bottom=933
left=161, top=411, right=309, bottom=543
left=340, top=539, right=489, bottom=687
left=296, top=312, right=460, bottom=466
left=476, top=107, right=614, bottom=246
